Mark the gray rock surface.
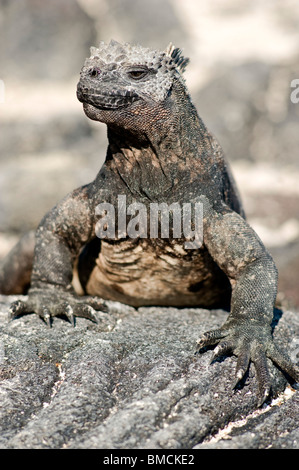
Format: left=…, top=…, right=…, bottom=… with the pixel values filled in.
left=0, top=295, right=298, bottom=449
left=0, top=0, right=96, bottom=81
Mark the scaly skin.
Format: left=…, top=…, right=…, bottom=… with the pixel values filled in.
left=3, top=40, right=298, bottom=406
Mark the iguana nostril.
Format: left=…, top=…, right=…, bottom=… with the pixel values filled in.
left=89, top=67, right=101, bottom=77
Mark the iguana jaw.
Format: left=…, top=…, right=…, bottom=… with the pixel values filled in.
left=76, top=84, right=140, bottom=110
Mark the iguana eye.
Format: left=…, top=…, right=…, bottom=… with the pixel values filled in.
left=128, top=69, right=148, bottom=80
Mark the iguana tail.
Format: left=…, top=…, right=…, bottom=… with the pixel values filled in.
left=0, top=230, right=35, bottom=294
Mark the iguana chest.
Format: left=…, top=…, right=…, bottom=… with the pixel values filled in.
left=84, top=238, right=231, bottom=308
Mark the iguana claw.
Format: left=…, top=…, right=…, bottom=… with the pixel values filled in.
left=197, top=323, right=299, bottom=406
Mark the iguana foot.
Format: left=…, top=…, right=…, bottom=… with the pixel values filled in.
left=196, top=322, right=299, bottom=406
left=8, top=288, right=108, bottom=327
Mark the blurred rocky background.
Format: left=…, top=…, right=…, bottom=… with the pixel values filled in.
left=0, top=0, right=299, bottom=307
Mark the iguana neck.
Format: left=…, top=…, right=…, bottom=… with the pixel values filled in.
left=105, top=82, right=212, bottom=199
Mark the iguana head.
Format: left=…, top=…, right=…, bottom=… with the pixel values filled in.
left=77, top=40, right=189, bottom=131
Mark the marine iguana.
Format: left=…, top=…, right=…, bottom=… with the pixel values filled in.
left=1, top=40, right=298, bottom=405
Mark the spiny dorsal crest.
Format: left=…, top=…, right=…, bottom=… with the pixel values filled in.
left=165, top=42, right=190, bottom=73
left=89, top=40, right=190, bottom=76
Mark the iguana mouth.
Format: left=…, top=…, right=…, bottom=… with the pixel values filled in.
left=77, top=85, right=139, bottom=110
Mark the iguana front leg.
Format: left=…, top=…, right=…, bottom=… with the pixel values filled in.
left=196, top=196, right=299, bottom=405
left=9, top=185, right=106, bottom=326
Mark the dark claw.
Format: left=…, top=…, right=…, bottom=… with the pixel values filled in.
left=84, top=296, right=109, bottom=313
left=210, top=341, right=233, bottom=364
left=257, top=386, right=271, bottom=407
left=74, top=304, right=98, bottom=323
left=268, top=343, right=299, bottom=382
left=8, top=300, right=28, bottom=320
left=233, top=348, right=251, bottom=389
left=65, top=304, right=75, bottom=327
left=40, top=307, right=52, bottom=328
left=196, top=328, right=227, bottom=350
left=252, top=347, right=273, bottom=406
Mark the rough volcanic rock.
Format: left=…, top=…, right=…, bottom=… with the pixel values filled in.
left=0, top=295, right=298, bottom=449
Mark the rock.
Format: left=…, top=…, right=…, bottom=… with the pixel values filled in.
left=1, top=0, right=96, bottom=81
left=79, top=0, right=186, bottom=50
left=195, top=60, right=299, bottom=167
left=196, top=390, right=299, bottom=449
left=0, top=295, right=298, bottom=449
